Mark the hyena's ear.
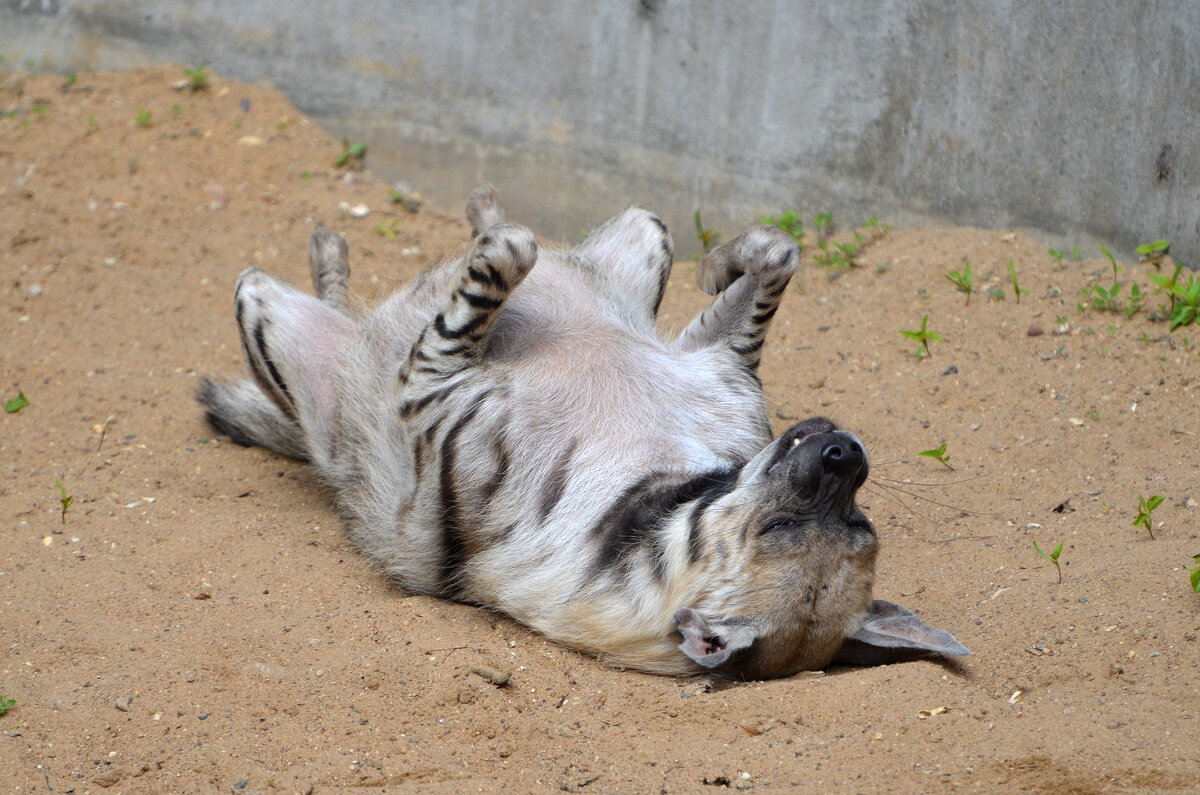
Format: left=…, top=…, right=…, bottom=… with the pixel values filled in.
left=673, top=608, right=757, bottom=668
left=834, top=600, right=970, bottom=666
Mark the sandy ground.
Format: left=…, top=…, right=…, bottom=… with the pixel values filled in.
left=2, top=65, right=1198, bottom=793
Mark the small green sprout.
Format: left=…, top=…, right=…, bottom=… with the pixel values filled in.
left=135, top=107, right=153, bottom=128
left=899, top=314, right=944, bottom=358
left=0, top=696, right=15, bottom=717
left=1008, top=260, right=1029, bottom=303
left=334, top=138, right=367, bottom=168
left=171, top=102, right=183, bottom=119
left=299, top=170, right=312, bottom=180
left=1098, top=243, right=1121, bottom=281
left=388, top=188, right=421, bottom=213
left=1190, top=554, right=1200, bottom=593
left=1133, top=494, right=1165, bottom=540
left=374, top=218, right=401, bottom=239
left=182, top=66, right=209, bottom=91
left=62, top=71, right=77, bottom=91
left=4, top=390, right=29, bottom=413
left=758, top=210, right=805, bottom=244
left=1166, top=272, right=1199, bottom=331
left=945, top=260, right=973, bottom=304
left=1136, top=239, right=1169, bottom=267
left=814, top=239, right=858, bottom=270
left=86, top=114, right=98, bottom=131
left=918, top=443, right=954, bottom=470
left=32, top=101, right=49, bottom=118
left=693, top=210, right=720, bottom=254
left=1033, top=540, right=1064, bottom=583
left=54, top=479, right=74, bottom=524
left=813, top=212, right=834, bottom=242
left=1048, top=248, right=1064, bottom=263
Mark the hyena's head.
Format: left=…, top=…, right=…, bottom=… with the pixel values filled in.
left=675, top=417, right=967, bottom=679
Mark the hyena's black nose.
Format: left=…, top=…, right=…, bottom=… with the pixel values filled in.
left=820, top=436, right=863, bottom=476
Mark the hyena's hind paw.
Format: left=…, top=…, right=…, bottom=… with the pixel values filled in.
left=466, top=185, right=506, bottom=239
left=308, top=226, right=351, bottom=315
left=197, top=377, right=309, bottom=460
left=695, top=224, right=799, bottom=295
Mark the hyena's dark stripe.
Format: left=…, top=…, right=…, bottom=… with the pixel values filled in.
left=686, top=468, right=743, bottom=563
left=434, top=311, right=489, bottom=342
left=537, top=438, right=578, bottom=524
left=437, top=390, right=492, bottom=595
left=589, top=467, right=743, bottom=579
left=478, top=432, right=511, bottom=511
left=244, top=318, right=296, bottom=419
left=648, top=215, right=673, bottom=317
left=399, top=381, right=459, bottom=421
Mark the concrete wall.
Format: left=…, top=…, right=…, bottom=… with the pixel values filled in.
left=3, top=0, right=1199, bottom=263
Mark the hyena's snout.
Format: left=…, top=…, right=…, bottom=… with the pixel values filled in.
left=766, top=417, right=869, bottom=498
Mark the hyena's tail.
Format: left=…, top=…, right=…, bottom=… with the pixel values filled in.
left=197, top=377, right=310, bottom=461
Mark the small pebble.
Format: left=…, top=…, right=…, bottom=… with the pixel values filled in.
left=114, top=696, right=132, bottom=712
left=1027, top=325, right=1044, bottom=337
left=26, top=283, right=44, bottom=297
left=202, top=183, right=229, bottom=207
left=470, top=664, right=512, bottom=687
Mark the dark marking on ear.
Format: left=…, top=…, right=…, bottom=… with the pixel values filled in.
left=537, top=438, right=578, bottom=523
left=477, top=234, right=493, bottom=247
left=437, top=389, right=492, bottom=596
left=505, top=238, right=520, bottom=260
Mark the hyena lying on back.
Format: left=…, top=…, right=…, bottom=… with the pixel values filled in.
left=199, top=187, right=968, bottom=679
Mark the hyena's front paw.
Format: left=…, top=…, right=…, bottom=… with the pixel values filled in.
left=466, top=185, right=507, bottom=239
left=468, top=223, right=538, bottom=293
left=696, top=225, right=800, bottom=295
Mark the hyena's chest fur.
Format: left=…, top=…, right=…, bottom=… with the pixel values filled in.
left=344, top=253, right=770, bottom=610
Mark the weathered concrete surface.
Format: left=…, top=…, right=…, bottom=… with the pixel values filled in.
left=3, top=1, right=1198, bottom=261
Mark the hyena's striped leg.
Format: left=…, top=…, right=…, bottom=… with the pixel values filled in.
left=573, top=206, right=674, bottom=323
left=465, top=185, right=506, bottom=239
left=233, top=268, right=355, bottom=466
left=671, top=225, right=799, bottom=369
left=308, top=226, right=351, bottom=315
left=399, top=224, right=537, bottom=390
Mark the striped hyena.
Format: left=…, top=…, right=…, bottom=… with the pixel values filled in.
left=199, top=187, right=968, bottom=678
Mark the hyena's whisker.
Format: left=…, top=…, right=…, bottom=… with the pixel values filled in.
left=199, top=187, right=969, bottom=679
left=866, top=478, right=995, bottom=518
left=860, top=482, right=942, bottom=526
left=872, top=473, right=987, bottom=487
